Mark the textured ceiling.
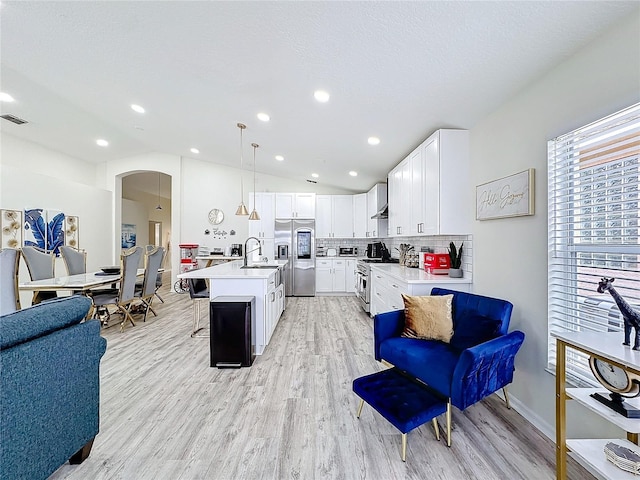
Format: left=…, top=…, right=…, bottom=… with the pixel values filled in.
left=1, top=1, right=638, bottom=192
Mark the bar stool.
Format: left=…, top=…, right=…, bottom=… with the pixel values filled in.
left=188, top=278, right=209, bottom=338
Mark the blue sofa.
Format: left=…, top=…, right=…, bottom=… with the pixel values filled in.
left=0, top=296, right=107, bottom=480
left=374, top=288, right=525, bottom=416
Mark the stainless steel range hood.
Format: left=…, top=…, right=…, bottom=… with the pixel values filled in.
left=371, top=203, right=388, bottom=219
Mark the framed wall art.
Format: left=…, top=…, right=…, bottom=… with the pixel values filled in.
left=476, top=168, right=535, bottom=221
left=1, top=209, right=23, bottom=248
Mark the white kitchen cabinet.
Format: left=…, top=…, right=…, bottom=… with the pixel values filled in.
left=353, top=193, right=368, bottom=238
left=387, top=129, right=470, bottom=237
left=345, top=259, right=356, bottom=293
left=423, top=129, right=470, bottom=235
left=333, top=258, right=346, bottom=292
left=275, top=193, right=316, bottom=218
left=316, top=195, right=353, bottom=238
left=388, top=159, right=410, bottom=237
left=409, top=147, right=426, bottom=235
left=315, top=258, right=351, bottom=293
left=248, top=192, right=275, bottom=239
left=367, top=183, right=387, bottom=238
left=369, top=265, right=470, bottom=316
left=315, top=259, right=334, bottom=293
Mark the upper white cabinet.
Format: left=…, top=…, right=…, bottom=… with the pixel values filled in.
left=367, top=183, right=388, bottom=238
left=353, top=193, right=367, bottom=238
left=424, top=129, right=470, bottom=235
left=248, top=192, right=275, bottom=239
left=316, top=195, right=354, bottom=238
left=388, top=159, right=411, bottom=237
left=275, top=193, right=316, bottom=218
left=388, top=129, right=470, bottom=236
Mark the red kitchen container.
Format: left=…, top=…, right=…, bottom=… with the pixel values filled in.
left=423, top=253, right=450, bottom=274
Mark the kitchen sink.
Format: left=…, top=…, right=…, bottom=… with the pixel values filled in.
left=240, top=265, right=279, bottom=269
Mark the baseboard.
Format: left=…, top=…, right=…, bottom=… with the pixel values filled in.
left=495, top=391, right=555, bottom=441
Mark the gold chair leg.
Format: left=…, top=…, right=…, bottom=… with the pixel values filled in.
left=502, top=387, right=511, bottom=409
left=356, top=399, right=364, bottom=418
left=191, top=300, right=207, bottom=338
left=432, top=418, right=440, bottom=441
left=446, top=400, right=452, bottom=447
left=401, top=433, right=407, bottom=462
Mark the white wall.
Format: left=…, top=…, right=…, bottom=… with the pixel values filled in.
left=1, top=133, right=97, bottom=186
left=470, top=13, right=640, bottom=438
left=180, top=156, right=349, bottom=255
left=0, top=138, right=113, bottom=306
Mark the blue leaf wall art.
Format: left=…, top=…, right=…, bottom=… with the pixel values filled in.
left=24, top=208, right=66, bottom=256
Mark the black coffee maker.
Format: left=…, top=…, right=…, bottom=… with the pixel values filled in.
left=367, top=242, right=391, bottom=260
left=230, top=244, right=243, bottom=257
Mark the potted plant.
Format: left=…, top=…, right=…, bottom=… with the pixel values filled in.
left=448, top=241, right=463, bottom=278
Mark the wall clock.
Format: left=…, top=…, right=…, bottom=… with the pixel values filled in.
left=208, top=208, right=224, bottom=225
left=589, top=356, right=640, bottom=418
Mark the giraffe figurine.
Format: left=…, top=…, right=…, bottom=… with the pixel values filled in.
left=597, top=277, right=640, bottom=350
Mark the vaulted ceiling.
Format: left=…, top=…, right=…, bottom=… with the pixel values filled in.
left=1, top=1, right=637, bottom=192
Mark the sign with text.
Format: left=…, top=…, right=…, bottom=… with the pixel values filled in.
left=476, top=169, right=535, bottom=220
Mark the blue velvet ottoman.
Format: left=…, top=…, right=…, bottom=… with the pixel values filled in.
left=353, top=368, right=448, bottom=461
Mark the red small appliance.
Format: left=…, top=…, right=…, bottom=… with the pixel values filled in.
left=423, top=253, right=450, bottom=275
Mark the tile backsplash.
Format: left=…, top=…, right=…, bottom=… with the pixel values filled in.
left=316, top=234, right=472, bottom=277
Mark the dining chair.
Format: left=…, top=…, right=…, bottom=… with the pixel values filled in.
left=188, top=277, right=209, bottom=338
left=154, top=248, right=167, bottom=303
left=0, top=248, right=21, bottom=315
left=134, top=246, right=164, bottom=322
left=137, top=245, right=165, bottom=303
left=21, top=246, right=57, bottom=305
left=59, top=245, right=87, bottom=275
left=91, top=246, right=143, bottom=332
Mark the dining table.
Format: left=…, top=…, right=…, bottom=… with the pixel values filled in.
left=19, top=269, right=146, bottom=293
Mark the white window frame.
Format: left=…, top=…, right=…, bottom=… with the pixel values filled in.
left=548, top=103, right=640, bottom=386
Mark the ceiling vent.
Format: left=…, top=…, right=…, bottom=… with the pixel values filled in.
left=1, top=114, right=28, bottom=125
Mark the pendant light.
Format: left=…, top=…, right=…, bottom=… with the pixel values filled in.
left=249, top=143, right=260, bottom=220
left=235, top=123, right=249, bottom=216
left=155, top=172, right=162, bottom=210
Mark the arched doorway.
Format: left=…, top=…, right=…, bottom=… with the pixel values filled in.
left=121, top=171, right=172, bottom=271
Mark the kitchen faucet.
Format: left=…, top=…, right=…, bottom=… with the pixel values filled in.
left=244, top=237, right=262, bottom=267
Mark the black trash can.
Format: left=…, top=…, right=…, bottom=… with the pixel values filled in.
left=209, top=296, right=255, bottom=368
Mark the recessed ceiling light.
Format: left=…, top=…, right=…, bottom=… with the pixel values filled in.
left=257, top=112, right=270, bottom=122
left=368, top=136, right=380, bottom=145
left=311, top=173, right=319, bottom=178
left=190, top=148, right=200, bottom=154
left=314, top=90, right=330, bottom=103
left=275, top=155, right=284, bottom=161
left=0, top=92, right=15, bottom=102
left=131, top=104, right=145, bottom=113
left=349, top=171, right=358, bottom=177
left=96, top=139, right=109, bottom=147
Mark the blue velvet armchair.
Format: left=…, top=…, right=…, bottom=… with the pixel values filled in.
left=374, top=288, right=525, bottom=436
left=0, top=296, right=107, bottom=479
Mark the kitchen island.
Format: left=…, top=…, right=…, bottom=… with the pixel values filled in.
left=178, top=260, right=287, bottom=355
left=369, top=263, right=472, bottom=316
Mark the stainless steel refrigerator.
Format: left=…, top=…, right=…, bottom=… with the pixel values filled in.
left=275, top=219, right=315, bottom=296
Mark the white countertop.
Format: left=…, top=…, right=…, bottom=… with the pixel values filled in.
left=370, top=263, right=472, bottom=285
left=178, top=259, right=287, bottom=280
left=195, top=255, right=241, bottom=260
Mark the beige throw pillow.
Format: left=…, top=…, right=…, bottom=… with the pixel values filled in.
left=401, top=294, right=454, bottom=342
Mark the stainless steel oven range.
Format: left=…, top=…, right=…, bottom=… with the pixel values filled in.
left=356, top=258, right=399, bottom=314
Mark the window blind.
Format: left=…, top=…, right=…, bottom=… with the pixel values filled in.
left=548, top=103, right=640, bottom=385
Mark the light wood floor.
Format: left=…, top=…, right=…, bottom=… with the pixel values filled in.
left=50, top=278, right=592, bottom=479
